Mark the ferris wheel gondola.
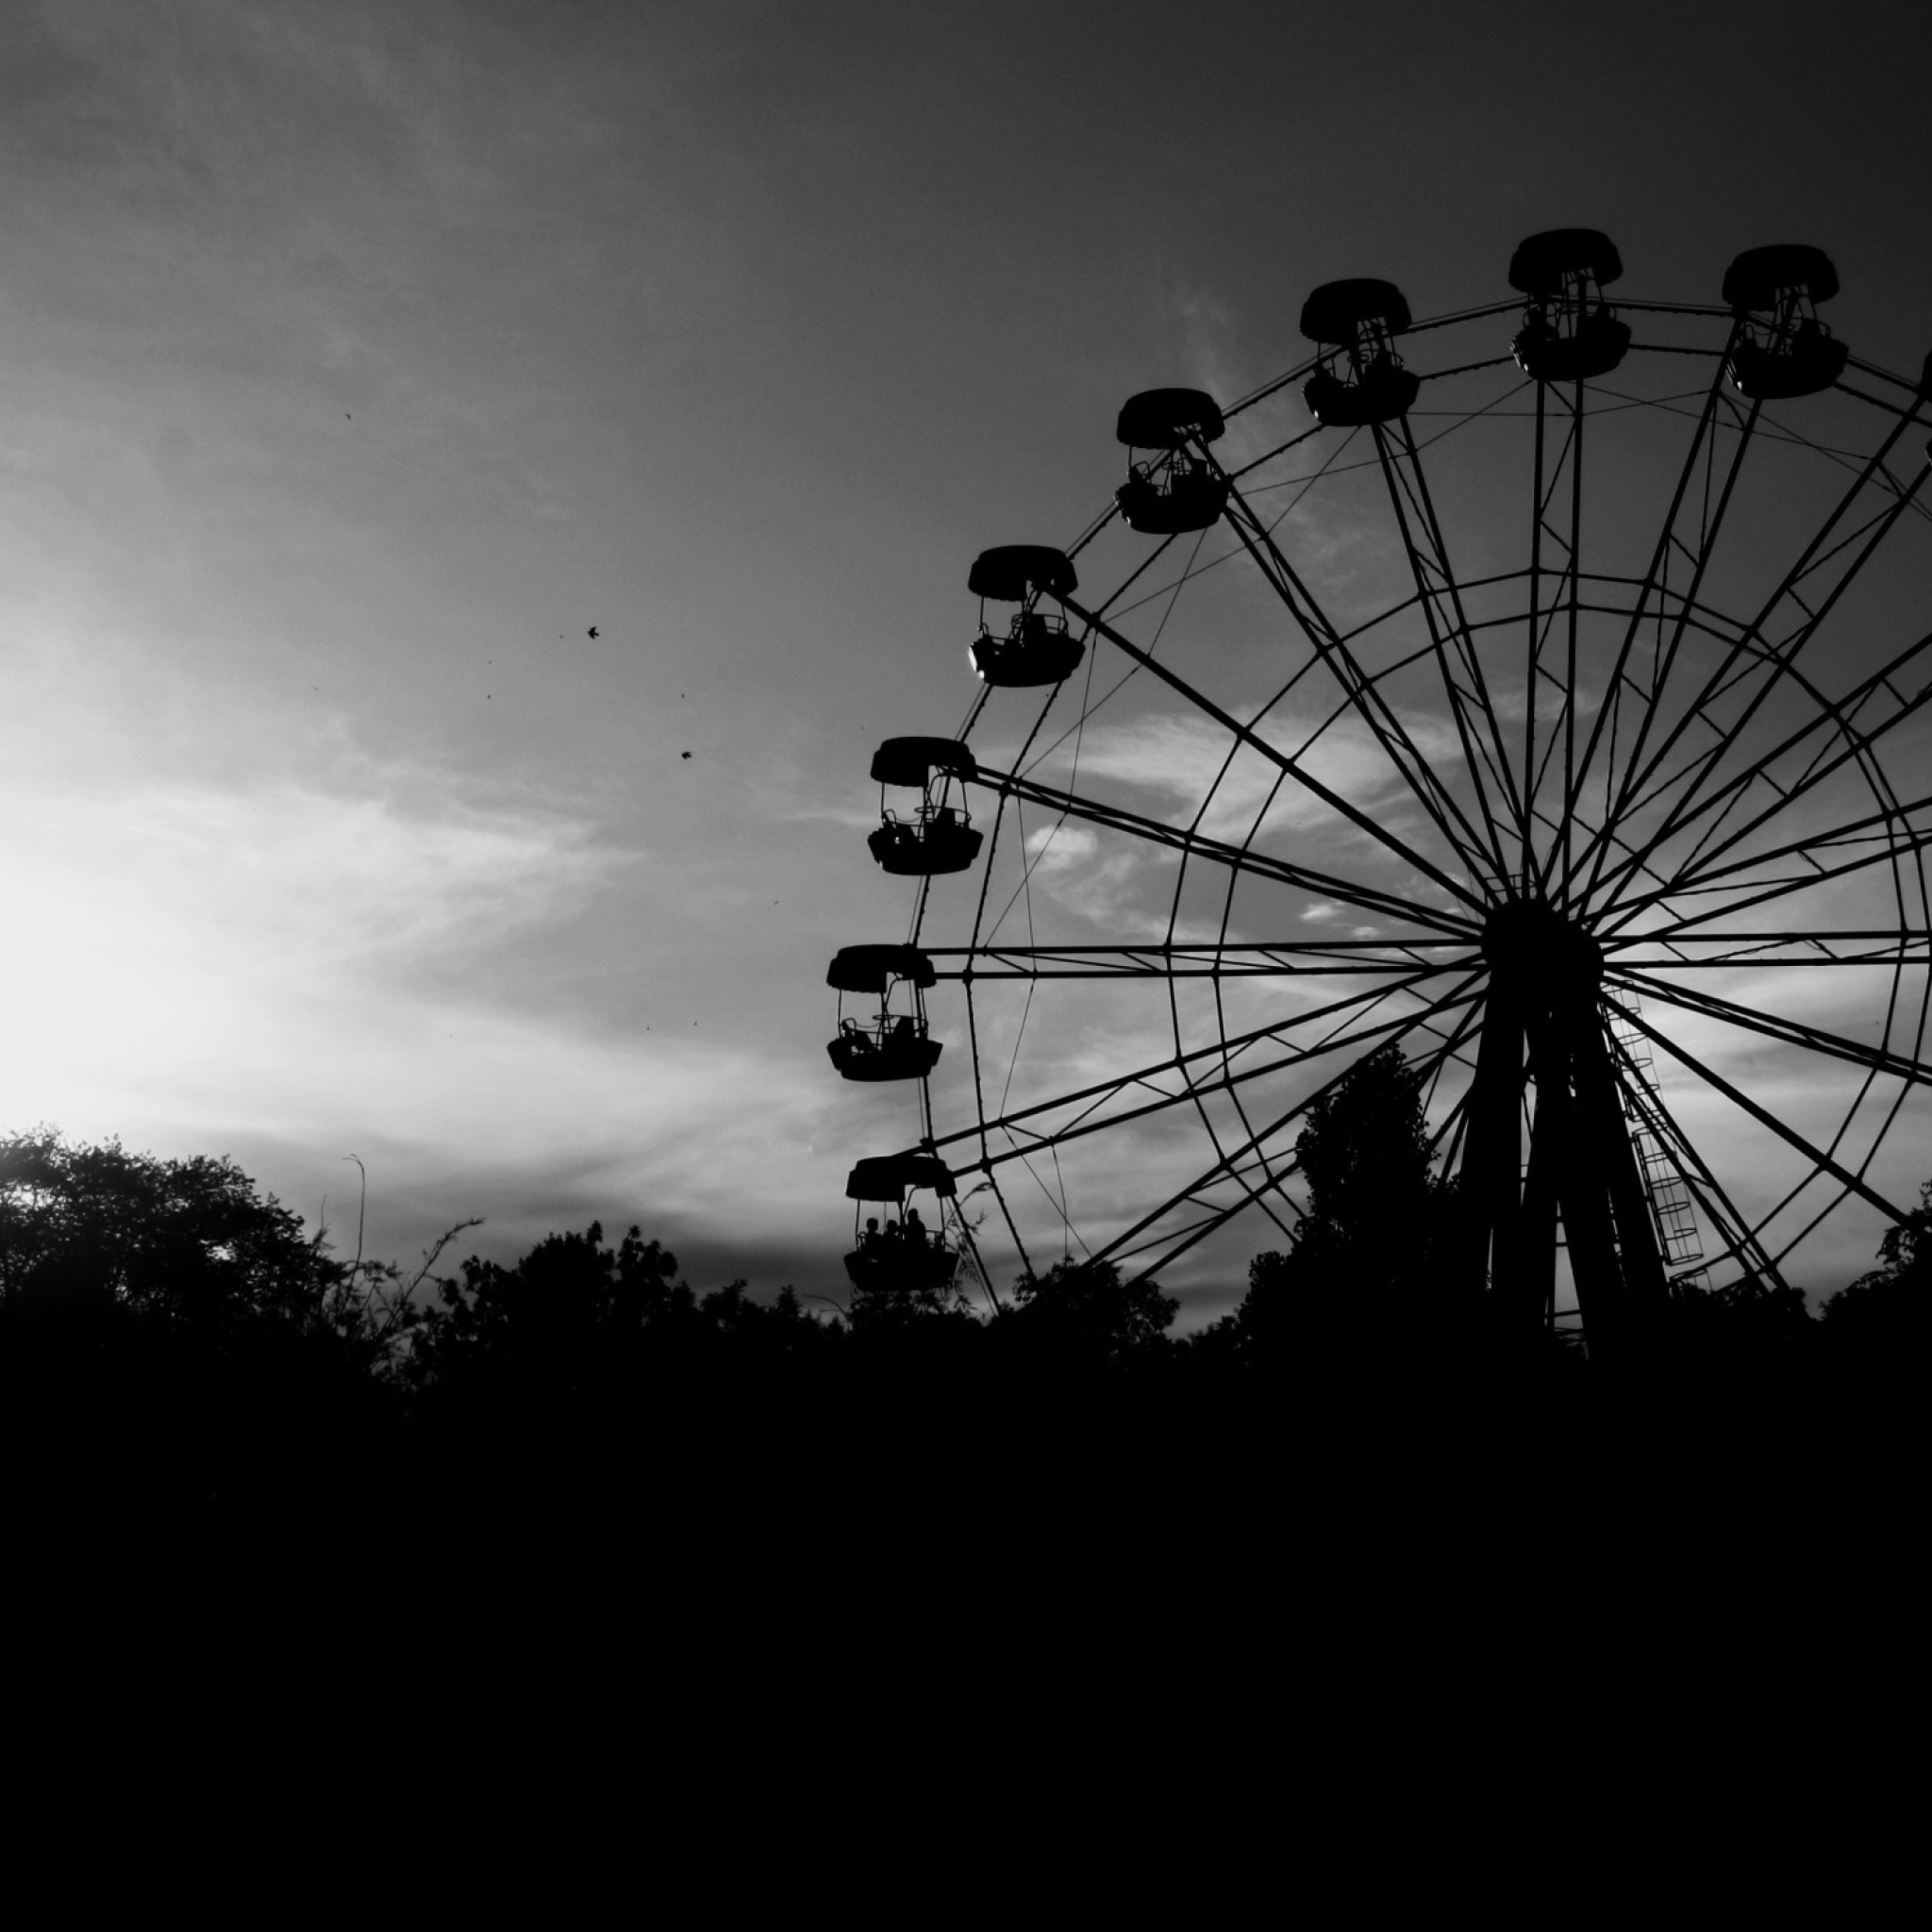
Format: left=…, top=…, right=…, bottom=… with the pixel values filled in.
left=967, top=546, right=1085, bottom=687
left=825, top=944, right=942, bottom=1083
left=842, top=1154, right=961, bottom=1298
left=1115, top=388, right=1231, bottom=535
left=865, top=737, right=982, bottom=876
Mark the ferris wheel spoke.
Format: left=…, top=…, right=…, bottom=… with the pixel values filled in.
left=1581, top=459, right=1932, bottom=911
left=1211, top=464, right=1508, bottom=888
left=1524, top=792, right=1685, bottom=914
left=1649, top=689, right=1932, bottom=905
left=1587, top=637, right=1932, bottom=928
left=1057, top=591, right=1492, bottom=914
left=1391, top=408, right=1533, bottom=806
left=1607, top=822, right=1932, bottom=948
left=961, top=988, right=1039, bottom=1281
left=1598, top=673, right=1852, bottom=899
left=1592, top=671, right=1932, bottom=935
left=1603, top=965, right=1932, bottom=1089
left=1609, top=1000, right=1911, bottom=1224
left=1611, top=1017, right=1884, bottom=1287
left=951, top=702, right=1084, bottom=1286
left=1179, top=974, right=1304, bottom=1253
left=979, top=763, right=1483, bottom=937
left=1620, top=468, right=1929, bottom=837
left=1105, top=1143, right=1312, bottom=1275
left=1522, top=380, right=1585, bottom=890
left=1645, top=784, right=1932, bottom=910
left=933, top=968, right=1478, bottom=1179
left=1370, top=418, right=1525, bottom=876
left=1591, top=412, right=1924, bottom=804
left=1556, top=351, right=1745, bottom=902
left=924, top=939, right=1479, bottom=977
left=1602, top=1031, right=1790, bottom=1290
left=934, top=966, right=1457, bottom=1162
left=1090, top=996, right=1475, bottom=1282
left=1101, top=995, right=1484, bottom=1284
left=1603, top=929, right=1932, bottom=970
left=1573, top=394, right=1768, bottom=909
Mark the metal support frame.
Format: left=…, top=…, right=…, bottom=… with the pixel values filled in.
left=1460, top=915, right=1669, bottom=1354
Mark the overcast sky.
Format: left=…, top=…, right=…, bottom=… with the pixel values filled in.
left=3, top=1, right=1927, bottom=1312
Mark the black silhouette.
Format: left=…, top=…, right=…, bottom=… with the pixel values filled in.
left=1723, top=245, right=1849, bottom=397
left=965, top=547, right=1085, bottom=687
left=1115, top=389, right=1230, bottom=534
left=1301, top=279, right=1422, bottom=426
left=841, top=1153, right=960, bottom=1303
left=3, top=1123, right=1924, bottom=1559
left=1507, top=230, right=1631, bottom=382
left=864, top=739, right=982, bottom=875
left=587, top=625, right=600, bottom=639
left=1226, top=1045, right=1466, bottom=1371
left=1820, top=1180, right=1932, bottom=1362
left=1007, top=1256, right=1175, bottom=1367
left=825, top=945, right=942, bottom=1083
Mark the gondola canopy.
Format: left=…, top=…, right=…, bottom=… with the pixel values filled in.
left=845, top=1153, right=958, bottom=1204
left=870, top=737, right=977, bottom=787
left=967, top=546, right=1077, bottom=602
left=826, top=945, right=938, bottom=993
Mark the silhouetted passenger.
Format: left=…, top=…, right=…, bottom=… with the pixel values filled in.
left=861, top=1216, right=880, bottom=1248
left=905, top=1208, right=926, bottom=1249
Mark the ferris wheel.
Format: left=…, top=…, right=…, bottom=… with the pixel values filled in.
left=832, top=230, right=1932, bottom=1346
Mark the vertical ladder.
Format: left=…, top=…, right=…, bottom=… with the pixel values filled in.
left=1605, top=991, right=1706, bottom=1286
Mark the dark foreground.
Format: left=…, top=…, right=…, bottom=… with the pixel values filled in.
left=2, top=1129, right=1921, bottom=1623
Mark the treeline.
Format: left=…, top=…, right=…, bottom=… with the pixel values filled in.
left=1, top=1078, right=1924, bottom=1541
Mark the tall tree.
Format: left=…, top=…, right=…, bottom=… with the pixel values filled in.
left=1232, top=1046, right=1461, bottom=1366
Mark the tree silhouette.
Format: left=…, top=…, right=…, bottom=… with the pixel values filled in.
left=405, top=1220, right=838, bottom=1411
left=1007, top=1256, right=1176, bottom=1367
left=0, top=1128, right=336, bottom=1336
left=1662, top=1270, right=1813, bottom=1374
left=1820, top=1179, right=1932, bottom=1362
left=1230, top=1046, right=1463, bottom=1367
left=846, top=1259, right=977, bottom=1335
left=0, top=1129, right=393, bottom=1525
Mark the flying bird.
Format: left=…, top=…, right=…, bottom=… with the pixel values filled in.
left=681, top=751, right=691, bottom=759
left=587, top=625, right=600, bottom=640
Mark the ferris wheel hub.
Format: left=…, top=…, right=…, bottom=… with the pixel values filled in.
left=1480, top=899, right=1603, bottom=991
